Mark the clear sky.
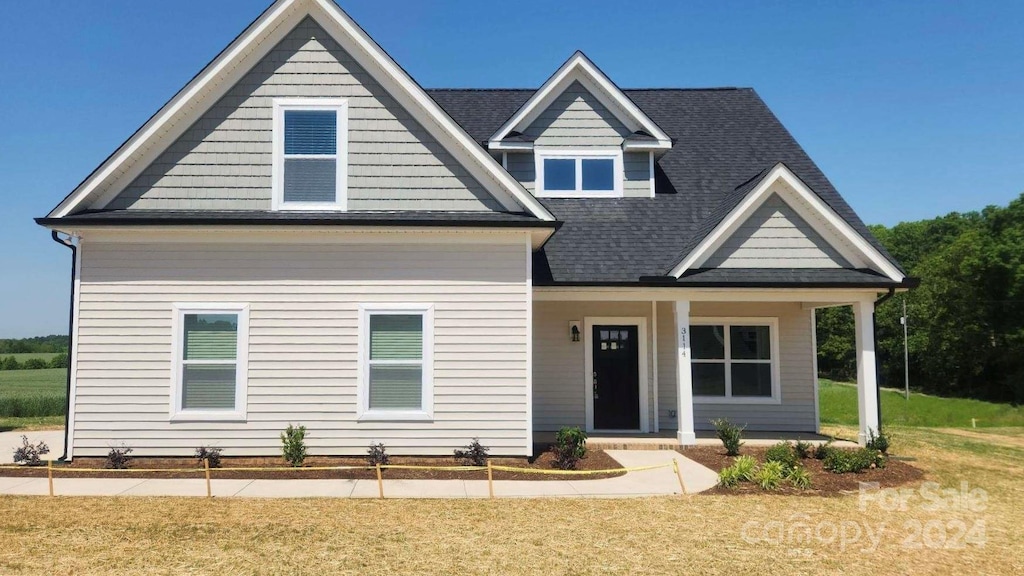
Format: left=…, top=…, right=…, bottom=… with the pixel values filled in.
left=1, top=1, right=1022, bottom=338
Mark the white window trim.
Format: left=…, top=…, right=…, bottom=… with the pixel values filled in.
left=534, top=149, right=624, bottom=198
left=272, top=98, right=349, bottom=211
left=690, top=317, right=781, bottom=405
left=357, top=303, right=435, bottom=422
left=170, top=303, right=249, bottom=422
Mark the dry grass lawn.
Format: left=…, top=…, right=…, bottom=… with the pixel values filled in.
left=1, top=426, right=1021, bottom=575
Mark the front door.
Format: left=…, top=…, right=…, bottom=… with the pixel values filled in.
left=592, top=325, right=640, bottom=430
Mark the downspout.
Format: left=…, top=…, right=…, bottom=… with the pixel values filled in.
left=50, top=231, right=77, bottom=462
left=872, top=287, right=897, bottom=433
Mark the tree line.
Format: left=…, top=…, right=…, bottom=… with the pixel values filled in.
left=816, top=193, right=1024, bottom=404
left=0, top=335, right=68, bottom=355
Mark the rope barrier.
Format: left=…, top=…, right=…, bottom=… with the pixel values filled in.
left=4, top=458, right=682, bottom=499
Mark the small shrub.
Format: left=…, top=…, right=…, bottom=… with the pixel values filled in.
left=793, top=439, right=813, bottom=459
left=717, top=465, right=742, bottom=488
left=866, top=429, right=890, bottom=454
left=551, top=426, right=587, bottom=470
left=49, top=353, right=69, bottom=369
left=453, top=438, right=489, bottom=467
left=12, top=435, right=49, bottom=466
left=280, top=424, right=307, bottom=467
left=764, top=442, right=798, bottom=470
left=366, top=442, right=390, bottom=467
left=823, top=448, right=882, bottom=474
left=711, top=418, right=744, bottom=456
left=813, top=439, right=835, bottom=460
left=732, top=455, right=758, bottom=482
left=0, top=356, right=20, bottom=371
left=787, top=465, right=812, bottom=489
left=105, top=445, right=133, bottom=469
left=753, top=461, right=786, bottom=490
left=194, top=446, right=223, bottom=469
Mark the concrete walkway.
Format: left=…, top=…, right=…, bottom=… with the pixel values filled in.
left=0, top=449, right=718, bottom=499
left=0, top=429, right=65, bottom=461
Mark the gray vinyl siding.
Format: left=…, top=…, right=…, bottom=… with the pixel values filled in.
left=657, top=301, right=817, bottom=433
left=72, top=236, right=529, bottom=457
left=532, top=301, right=655, bottom=431
left=504, top=151, right=651, bottom=198
left=623, top=151, right=651, bottom=197
left=703, top=194, right=849, bottom=268
left=523, top=80, right=630, bottom=148
left=107, top=17, right=500, bottom=212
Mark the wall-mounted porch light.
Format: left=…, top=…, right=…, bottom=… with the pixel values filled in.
left=569, top=321, right=581, bottom=342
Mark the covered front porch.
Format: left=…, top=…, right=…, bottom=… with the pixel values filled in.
left=531, top=288, right=883, bottom=446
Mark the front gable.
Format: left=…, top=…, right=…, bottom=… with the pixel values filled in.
left=48, top=0, right=553, bottom=221
left=671, top=164, right=905, bottom=281
left=701, top=194, right=850, bottom=268
left=521, top=80, right=631, bottom=148
left=107, top=17, right=499, bottom=212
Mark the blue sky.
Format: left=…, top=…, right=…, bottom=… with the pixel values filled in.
left=1, top=1, right=1022, bottom=337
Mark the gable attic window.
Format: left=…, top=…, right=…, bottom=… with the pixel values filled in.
left=272, top=99, right=348, bottom=210
left=535, top=149, right=623, bottom=198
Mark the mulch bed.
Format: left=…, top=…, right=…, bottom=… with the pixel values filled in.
left=679, top=445, right=925, bottom=497
left=0, top=445, right=625, bottom=481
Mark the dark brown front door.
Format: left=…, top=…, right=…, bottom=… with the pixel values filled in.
left=592, top=325, right=640, bottom=430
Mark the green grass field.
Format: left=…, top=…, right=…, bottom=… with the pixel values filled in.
left=2, top=352, right=62, bottom=363
left=819, top=378, right=1024, bottom=428
left=0, top=368, right=66, bottom=428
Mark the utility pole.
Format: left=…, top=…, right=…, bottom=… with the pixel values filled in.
left=901, top=297, right=910, bottom=400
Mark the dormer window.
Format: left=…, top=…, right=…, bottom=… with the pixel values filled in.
left=535, top=150, right=623, bottom=197
left=272, top=98, right=348, bottom=210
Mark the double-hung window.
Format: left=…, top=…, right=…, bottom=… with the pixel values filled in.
left=272, top=98, right=348, bottom=210
left=690, top=318, right=779, bottom=403
left=535, top=150, right=622, bottom=197
left=171, top=304, right=249, bottom=421
left=358, top=304, right=434, bottom=421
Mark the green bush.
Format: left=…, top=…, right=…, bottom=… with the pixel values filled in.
left=753, top=461, right=787, bottom=490
left=764, top=442, right=798, bottom=470
left=823, top=448, right=884, bottom=474
left=551, top=426, right=587, bottom=470
left=280, top=424, right=307, bottom=467
left=49, top=354, right=69, bottom=369
left=0, top=356, right=20, bottom=371
left=22, top=358, right=48, bottom=370
left=793, top=439, right=813, bottom=459
left=711, top=418, right=744, bottom=456
left=717, top=465, right=743, bottom=488
left=813, top=439, right=835, bottom=460
left=866, top=430, right=890, bottom=454
left=787, top=466, right=812, bottom=489
left=732, top=455, right=758, bottom=481
left=453, top=438, right=489, bottom=467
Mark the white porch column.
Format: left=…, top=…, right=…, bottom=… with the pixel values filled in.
left=854, top=299, right=880, bottom=445
left=674, top=300, right=696, bottom=444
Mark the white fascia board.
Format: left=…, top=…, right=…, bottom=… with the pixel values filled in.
left=49, top=0, right=555, bottom=223
left=489, top=141, right=535, bottom=151
left=669, top=164, right=905, bottom=282
left=487, top=51, right=671, bottom=149
left=622, top=140, right=672, bottom=152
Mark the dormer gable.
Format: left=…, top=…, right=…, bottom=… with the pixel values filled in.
left=488, top=52, right=671, bottom=152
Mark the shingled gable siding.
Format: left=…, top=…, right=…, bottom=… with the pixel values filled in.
left=702, top=194, right=850, bottom=268
left=106, top=17, right=500, bottom=212
left=657, top=301, right=817, bottom=433
left=503, top=81, right=651, bottom=198
left=72, top=237, right=530, bottom=456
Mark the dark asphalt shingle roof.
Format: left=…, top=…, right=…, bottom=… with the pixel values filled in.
left=428, top=87, right=904, bottom=285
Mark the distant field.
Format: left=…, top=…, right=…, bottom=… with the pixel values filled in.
left=0, top=368, right=66, bottom=423
left=819, top=378, right=1024, bottom=428
left=3, top=352, right=63, bottom=363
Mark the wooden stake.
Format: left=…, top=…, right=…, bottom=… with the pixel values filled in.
left=47, top=460, right=54, bottom=497
left=487, top=460, right=494, bottom=499
left=672, top=459, right=686, bottom=495
left=376, top=463, right=384, bottom=499
left=204, top=458, right=212, bottom=498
